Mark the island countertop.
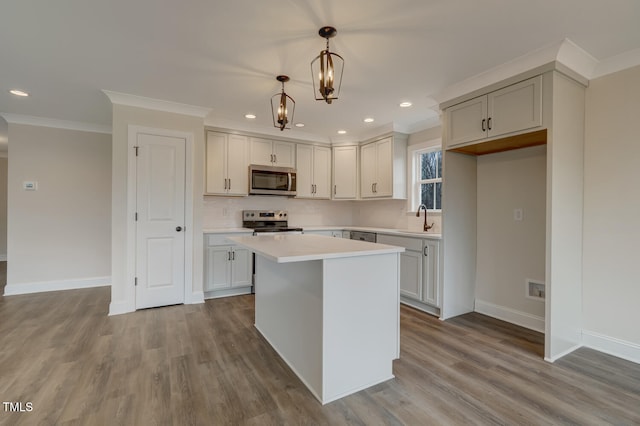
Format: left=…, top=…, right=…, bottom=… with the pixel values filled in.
left=227, top=233, right=404, bottom=263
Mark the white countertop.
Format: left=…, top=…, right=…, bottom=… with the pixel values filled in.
left=203, top=226, right=441, bottom=239
left=228, top=234, right=404, bottom=263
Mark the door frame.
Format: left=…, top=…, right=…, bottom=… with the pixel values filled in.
left=126, top=125, right=194, bottom=309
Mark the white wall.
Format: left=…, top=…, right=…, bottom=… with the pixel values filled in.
left=0, top=157, right=7, bottom=259
left=110, top=105, right=205, bottom=314
left=582, top=65, right=640, bottom=360
left=5, top=124, right=111, bottom=293
left=475, top=146, right=546, bottom=327
left=351, top=199, right=442, bottom=234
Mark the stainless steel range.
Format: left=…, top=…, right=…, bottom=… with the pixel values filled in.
left=242, top=210, right=303, bottom=235
left=242, top=210, right=303, bottom=293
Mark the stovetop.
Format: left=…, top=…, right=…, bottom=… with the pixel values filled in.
left=242, top=210, right=302, bottom=233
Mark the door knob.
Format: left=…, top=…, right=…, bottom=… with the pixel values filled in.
left=176, top=226, right=183, bottom=232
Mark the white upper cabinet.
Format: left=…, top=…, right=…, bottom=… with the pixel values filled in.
left=249, top=137, right=295, bottom=168
left=206, top=131, right=248, bottom=196
left=445, top=76, right=543, bottom=148
left=296, top=144, right=331, bottom=199
left=360, top=135, right=406, bottom=199
left=332, top=145, right=357, bottom=199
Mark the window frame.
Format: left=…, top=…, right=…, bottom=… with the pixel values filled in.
left=407, top=138, right=442, bottom=213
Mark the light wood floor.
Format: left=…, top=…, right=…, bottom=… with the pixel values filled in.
left=1, top=268, right=639, bottom=425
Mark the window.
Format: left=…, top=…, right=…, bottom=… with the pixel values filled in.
left=409, top=142, right=442, bottom=212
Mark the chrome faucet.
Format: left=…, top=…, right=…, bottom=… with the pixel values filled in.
left=416, top=204, right=434, bottom=232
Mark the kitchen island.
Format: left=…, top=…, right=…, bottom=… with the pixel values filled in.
left=227, top=234, right=404, bottom=404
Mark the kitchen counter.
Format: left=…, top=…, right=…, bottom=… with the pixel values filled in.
left=227, top=233, right=403, bottom=263
left=202, top=226, right=441, bottom=239
left=228, top=233, right=402, bottom=404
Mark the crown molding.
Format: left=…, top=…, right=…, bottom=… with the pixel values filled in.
left=434, top=38, right=600, bottom=106
left=592, top=48, right=640, bottom=79
left=205, top=115, right=331, bottom=144
left=0, top=113, right=111, bottom=134
left=103, top=90, right=211, bottom=118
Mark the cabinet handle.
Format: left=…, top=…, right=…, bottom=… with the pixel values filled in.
left=231, top=251, right=235, bottom=261
left=228, top=251, right=231, bottom=261
left=228, top=179, right=231, bottom=190
left=274, top=154, right=277, bottom=163
left=424, top=246, right=428, bottom=257
left=223, top=178, right=227, bottom=190
left=334, top=185, right=337, bottom=195
left=487, top=117, right=492, bottom=130
left=481, top=118, right=486, bottom=132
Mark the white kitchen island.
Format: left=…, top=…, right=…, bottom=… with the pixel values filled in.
left=227, top=234, right=404, bottom=404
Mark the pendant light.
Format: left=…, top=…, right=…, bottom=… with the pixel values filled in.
left=311, top=26, right=344, bottom=104
left=271, top=75, right=295, bottom=131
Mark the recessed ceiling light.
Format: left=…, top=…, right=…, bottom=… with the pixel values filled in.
left=363, top=117, right=374, bottom=123
left=337, top=130, right=347, bottom=135
left=295, top=123, right=305, bottom=127
left=9, top=89, right=29, bottom=97
left=399, top=101, right=412, bottom=108
left=244, top=114, right=256, bottom=119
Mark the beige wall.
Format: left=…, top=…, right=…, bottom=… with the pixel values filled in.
left=110, top=105, right=205, bottom=314
left=475, top=145, right=546, bottom=320
left=408, top=126, right=442, bottom=146
left=0, top=157, right=7, bottom=259
left=583, top=65, right=640, bottom=348
left=6, top=124, right=111, bottom=288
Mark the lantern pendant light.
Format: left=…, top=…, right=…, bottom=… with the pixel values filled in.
left=271, top=75, right=295, bottom=131
left=311, top=26, right=344, bottom=104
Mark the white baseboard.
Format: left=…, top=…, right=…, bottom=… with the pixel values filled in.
left=474, top=299, right=545, bottom=333
left=4, top=276, right=111, bottom=296
left=544, top=343, right=583, bottom=363
left=108, top=300, right=135, bottom=316
left=188, top=291, right=205, bottom=304
left=582, top=330, right=640, bottom=365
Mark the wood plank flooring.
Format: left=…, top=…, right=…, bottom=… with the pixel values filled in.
left=1, top=267, right=638, bottom=424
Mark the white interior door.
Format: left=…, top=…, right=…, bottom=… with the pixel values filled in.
left=136, top=133, right=186, bottom=309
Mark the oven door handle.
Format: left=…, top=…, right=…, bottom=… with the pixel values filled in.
left=288, top=173, right=292, bottom=191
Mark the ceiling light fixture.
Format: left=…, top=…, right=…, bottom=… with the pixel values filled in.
left=245, top=113, right=256, bottom=119
left=9, top=89, right=29, bottom=97
left=337, top=130, right=347, bottom=135
left=399, top=101, right=412, bottom=108
left=364, top=117, right=374, bottom=123
left=295, top=123, right=305, bottom=128
left=311, top=26, right=344, bottom=104
left=271, top=75, right=295, bottom=131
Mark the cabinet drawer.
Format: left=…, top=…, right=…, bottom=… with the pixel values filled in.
left=205, top=233, right=250, bottom=246
left=378, top=234, right=423, bottom=251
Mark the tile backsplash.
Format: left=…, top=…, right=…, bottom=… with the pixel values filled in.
left=203, top=196, right=442, bottom=233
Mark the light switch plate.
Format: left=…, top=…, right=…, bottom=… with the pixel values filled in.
left=513, top=208, right=523, bottom=221
left=23, top=181, right=37, bottom=191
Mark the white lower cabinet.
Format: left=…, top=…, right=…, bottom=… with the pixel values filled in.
left=378, top=234, right=440, bottom=311
left=204, top=234, right=252, bottom=298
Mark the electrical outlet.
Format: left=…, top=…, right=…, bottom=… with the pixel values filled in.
left=513, top=208, right=523, bottom=221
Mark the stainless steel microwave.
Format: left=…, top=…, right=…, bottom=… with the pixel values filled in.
left=249, top=165, right=297, bottom=196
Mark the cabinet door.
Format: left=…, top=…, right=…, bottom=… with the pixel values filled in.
left=313, top=146, right=331, bottom=198
left=230, top=247, right=252, bottom=288
left=445, top=96, right=488, bottom=147
left=249, top=138, right=274, bottom=166
left=360, top=142, right=377, bottom=198
left=374, top=138, right=393, bottom=197
left=400, top=250, right=423, bottom=300
left=333, top=146, right=357, bottom=199
left=226, top=134, right=248, bottom=196
left=488, top=76, right=542, bottom=138
left=273, top=141, right=296, bottom=167
left=422, top=240, right=440, bottom=307
left=205, top=132, right=227, bottom=195
left=295, top=144, right=314, bottom=198
left=204, top=246, right=231, bottom=291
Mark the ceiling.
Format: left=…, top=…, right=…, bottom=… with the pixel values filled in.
left=1, top=0, right=640, bottom=144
